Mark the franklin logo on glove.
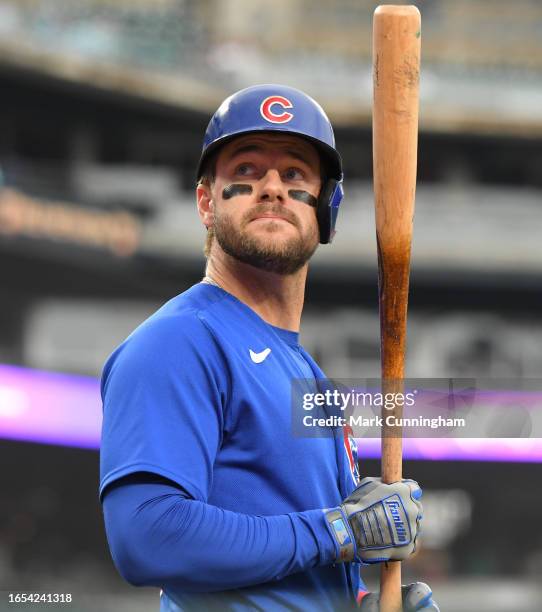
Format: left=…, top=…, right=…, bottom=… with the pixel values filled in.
left=324, top=477, right=423, bottom=564
left=386, top=497, right=408, bottom=543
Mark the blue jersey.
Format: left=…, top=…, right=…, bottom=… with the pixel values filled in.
left=100, top=283, right=363, bottom=610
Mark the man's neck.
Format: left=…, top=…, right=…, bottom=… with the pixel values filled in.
left=204, top=251, right=307, bottom=332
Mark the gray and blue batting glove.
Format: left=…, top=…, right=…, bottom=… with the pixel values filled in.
left=324, top=476, right=422, bottom=563
left=359, top=582, right=439, bottom=611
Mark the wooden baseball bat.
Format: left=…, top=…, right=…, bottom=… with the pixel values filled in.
left=372, top=5, right=421, bottom=612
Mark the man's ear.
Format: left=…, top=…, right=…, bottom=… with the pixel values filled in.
left=196, top=184, right=214, bottom=228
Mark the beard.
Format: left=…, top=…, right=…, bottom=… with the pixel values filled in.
left=213, top=204, right=319, bottom=275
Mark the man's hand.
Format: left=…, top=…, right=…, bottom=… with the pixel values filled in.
left=324, top=477, right=422, bottom=563
left=359, top=582, right=439, bottom=611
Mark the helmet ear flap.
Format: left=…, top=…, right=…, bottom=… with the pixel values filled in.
left=317, top=179, right=344, bottom=244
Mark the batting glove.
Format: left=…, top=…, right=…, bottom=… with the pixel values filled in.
left=359, top=582, right=439, bottom=611
left=324, top=476, right=422, bottom=564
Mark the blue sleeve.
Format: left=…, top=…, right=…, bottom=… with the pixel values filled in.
left=103, top=474, right=338, bottom=592
left=100, top=312, right=228, bottom=501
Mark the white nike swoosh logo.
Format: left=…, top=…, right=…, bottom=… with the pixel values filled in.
left=249, top=348, right=272, bottom=363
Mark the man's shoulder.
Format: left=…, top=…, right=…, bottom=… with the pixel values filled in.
left=297, top=344, right=327, bottom=379
left=102, top=284, right=228, bottom=376
left=157, top=282, right=230, bottom=320
left=133, top=282, right=230, bottom=338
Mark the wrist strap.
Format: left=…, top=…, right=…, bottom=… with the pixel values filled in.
left=324, top=507, right=355, bottom=562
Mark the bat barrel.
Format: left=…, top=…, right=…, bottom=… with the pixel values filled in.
left=373, top=5, right=420, bottom=260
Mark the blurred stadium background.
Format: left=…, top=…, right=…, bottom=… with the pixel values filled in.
left=1, top=0, right=542, bottom=610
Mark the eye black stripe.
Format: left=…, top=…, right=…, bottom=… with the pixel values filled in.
left=222, top=184, right=253, bottom=199
left=288, top=190, right=317, bottom=208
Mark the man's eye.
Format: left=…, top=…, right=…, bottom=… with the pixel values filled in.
left=284, top=167, right=304, bottom=180
left=235, top=163, right=255, bottom=176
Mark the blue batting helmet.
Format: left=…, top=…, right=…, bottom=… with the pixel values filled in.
left=197, top=84, right=344, bottom=244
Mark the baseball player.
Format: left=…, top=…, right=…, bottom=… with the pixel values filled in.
left=99, top=84, right=438, bottom=611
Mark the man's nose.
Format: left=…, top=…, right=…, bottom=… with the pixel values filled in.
left=258, top=169, right=286, bottom=202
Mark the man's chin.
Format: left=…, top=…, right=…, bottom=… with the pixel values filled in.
left=238, top=253, right=308, bottom=276
left=220, top=238, right=316, bottom=275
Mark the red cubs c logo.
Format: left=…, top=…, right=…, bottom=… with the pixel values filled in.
left=260, top=95, right=294, bottom=124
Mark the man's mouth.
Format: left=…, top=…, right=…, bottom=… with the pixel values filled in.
left=252, top=214, right=292, bottom=223
left=246, top=210, right=299, bottom=229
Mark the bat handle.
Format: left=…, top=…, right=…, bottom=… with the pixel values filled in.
left=380, top=562, right=402, bottom=612
left=379, top=426, right=404, bottom=611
